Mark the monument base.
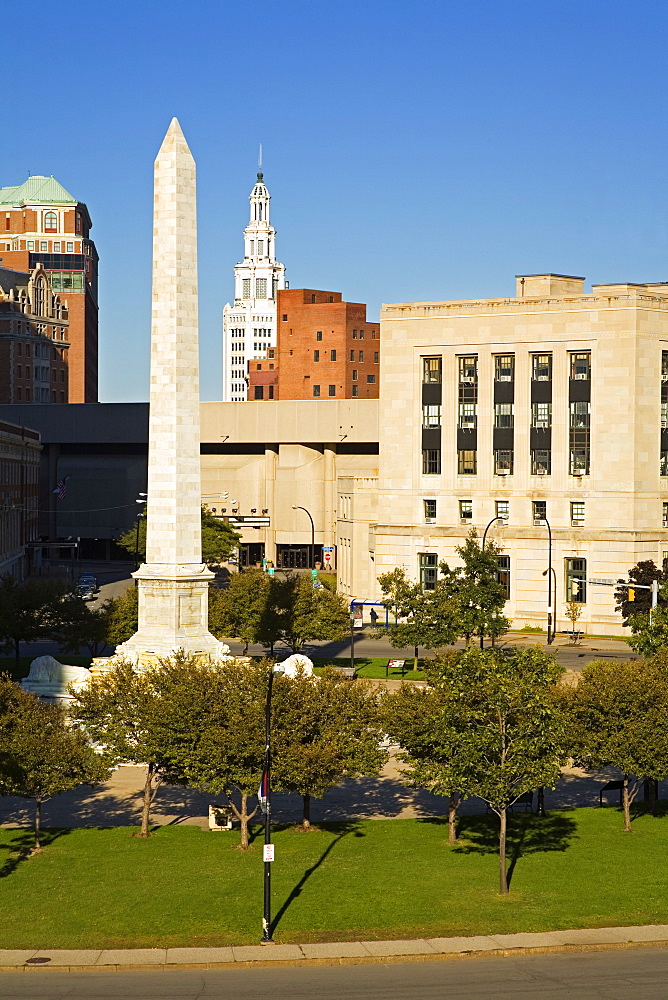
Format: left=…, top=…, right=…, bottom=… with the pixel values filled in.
left=112, top=562, right=231, bottom=670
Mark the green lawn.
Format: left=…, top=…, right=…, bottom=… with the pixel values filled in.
left=312, top=657, right=426, bottom=680
left=1, top=808, right=667, bottom=949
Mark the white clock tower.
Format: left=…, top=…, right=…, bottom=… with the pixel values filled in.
left=222, top=171, right=286, bottom=400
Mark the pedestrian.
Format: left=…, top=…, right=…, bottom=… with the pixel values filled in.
left=370, top=607, right=378, bottom=627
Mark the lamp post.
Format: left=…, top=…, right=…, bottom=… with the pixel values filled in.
left=292, top=505, right=315, bottom=569
left=480, top=516, right=506, bottom=649
left=538, top=517, right=554, bottom=645
left=350, top=609, right=356, bottom=678
left=134, top=494, right=147, bottom=571
left=261, top=663, right=284, bottom=944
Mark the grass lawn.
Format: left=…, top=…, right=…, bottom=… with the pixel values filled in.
left=1, top=807, right=667, bottom=949
left=312, top=657, right=426, bottom=680
left=0, top=655, right=93, bottom=682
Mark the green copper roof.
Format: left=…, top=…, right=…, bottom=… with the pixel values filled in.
left=0, top=175, right=78, bottom=205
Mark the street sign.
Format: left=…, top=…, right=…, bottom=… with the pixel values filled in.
left=263, top=844, right=275, bottom=862
left=229, top=517, right=270, bottom=528
left=323, top=545, right=335, bottom=570
left=587, top=578, right=617, bottom=586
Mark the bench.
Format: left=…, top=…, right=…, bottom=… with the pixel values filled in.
left=599, top=780, right=624, bottom=806
left=511, top=791, right=534, bottom=812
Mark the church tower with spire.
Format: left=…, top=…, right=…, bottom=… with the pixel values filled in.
left=222, top=168, right=286, bottom=401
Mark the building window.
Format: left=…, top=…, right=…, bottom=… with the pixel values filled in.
left=268, top=385, right=274, bottom=399
left=256, top=278, right=267, bottom=298
left=328, top=384, right=336, bottom=396
left=282, top=314, right=288, bottom=321
left=533, top=500, right=547, bottom=523
left=571, top=501, right=585, bottom=527
left=367, top=374, right=376, bottom=384
left=352, top=330, right=358, bottom=339
left=27, top=240, right=34, bottom=251
left=257, top=240, right=264, bottom=256
left=40, top=241, right=48, bottom=251
left=459, top=355, right=477, bottom=384
left=663, top=401, right=668, bottom=429
left=497, top=555, right=510, bottom=598
left=494, top=402, right=514, bottom=428
left=423, top=357, right=442, bottom=383
left=313, top=385, right=320, bottom=397
left=570, top=401, right=590, bottom=428
left=350, top=350, right=355, bottom=361
left=254, top=386, right=264, bottom=400
left=570, top=401, right=590, bottom=475
left=242, top=279, right=251, bottom=299
left=496, top=500, right=509, bottom=521
left=359, top=329, right=365, bottom=339
left=419, top=553, right=438, bottom=591
left=66, top=241, right=74, bottom=252
left=532, top=402, right=552, bottom=428
left=459, top=500, right=473, bottom=521
left=495, top=450, right=513, bottom=475
left=422, top=404, right=441, bottom=428
left=352, top=385, right=358, bottom=397
left=44, top=211, right=57, bottom=232
left=664, top=502, right=668, bottom=527
left=423, top=449, right=441, bottom=474
left=458, top=402, right=477, bottom=428
left=352, top=370, right=358, bottom=381
left=54, top=241, right=61, bottom=252
left=359, top=351, right=364, bottom=362
left=314, top=350, right=320, bottom=361
left=424, top=499, right=437, bottom=520
left=570, top=447, right=589, bottom=476
left=331, top=350, right=337, bottom=361
left=316, top=331, right=323, bottom=341
left=532, top=449, right=551, bottom=475
left=458, top=450, right=476, bottom=475
left=566, top=558, right=587, bottom=603
left=532, top=353, right=552, bottom=381
left=374, top=351, right=379, bottom=364
left=570, top=352, right=591, bottom=380
left=495, top=355, right=514, bottom=381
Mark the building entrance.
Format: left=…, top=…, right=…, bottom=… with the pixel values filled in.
left=239, top=542, right=265, bottom=567
left=276, top=544, right=323, bottom=569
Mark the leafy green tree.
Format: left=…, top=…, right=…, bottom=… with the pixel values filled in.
left=615, top=560, right=668, bottom=625
left=105, top=585, right=138, bottom=646
left=51, top=596, right=110, bottom=656
left=208, top=569, right=278, bottom=653
left=0, top=677, right=111, bottom=848
left=378, top=567, right=459, bottom=670
left=273, top=574, right=350, bottom=652
left=117, top=506, right=241, bottom=566
left=562, top=657, right=668, bottom=831
left=272, top=667, right=387, bottom=828
left=625, top=603, right=668, bottom=657
left=387, top=646, right=565, bottom=894
left=0, top=575, right=68, bottom=668
left=439, top=530, right=510, bottom=645
left=69, top=658, right=192, bottom=837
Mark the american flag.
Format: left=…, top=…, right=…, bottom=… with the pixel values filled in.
left=52, top=475, right=71, bottom=500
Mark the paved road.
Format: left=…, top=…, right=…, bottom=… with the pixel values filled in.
left=2, top=949, right=667, bottom=999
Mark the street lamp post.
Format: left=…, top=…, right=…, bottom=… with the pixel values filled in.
left=350, top=610, right=356, bottom=678
left=538, top=517, right=554, bottom=645
left=480, top=516, right=506, bottom=649
left=261, top=663, right=284, bottom=944
left=292, top=505, right=315, bottom=570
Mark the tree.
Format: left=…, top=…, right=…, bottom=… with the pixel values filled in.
left=105, top=585, right=138, bottom=645
left=69, top=658, right=190, bottom=837
left=51, top=596, right=110, bottom=656
left=562, top=657, right=668, bottom=831
left=272, top=667, right=387, bottom=829
left=387, top=646, right=565, bottom=894
left=626, top=605, right=668, bottom=657
left=564, top=601, right=584, bottom=643
left=0, top=575, right=68, bottom=669
left=273, top=574, right=350, bottom=652
left=615, top=559, right=668, bottom=625
left=117, top=506, right=241, bottom=566
left=208, top=569, right=278, bottom=653
left=438, top=530, right=510, bottom=645
left=378, top=568, right=458, bottom=670
left=0, top=677, right=111, bottom=848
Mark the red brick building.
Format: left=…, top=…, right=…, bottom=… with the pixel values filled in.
left=0, top=176, right=98, bottom=402
left=273, top=289, right=380, bottom=400
left=247, top=348, right=279, bottom=400
left=0, top=264, right=69, bottom=404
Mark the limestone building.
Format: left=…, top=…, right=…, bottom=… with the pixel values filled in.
left=0, top=418, right=41, bottom=578
left=372, top=274, right=668, bottom=636
left=222, top=172, right=286, bottom=401
left=0, top=176, right=98, bottom=403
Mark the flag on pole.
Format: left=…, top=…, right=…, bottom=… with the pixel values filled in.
left=52, top=475, right=71, bottom=500
left=258, top=770, right=268, bottom=814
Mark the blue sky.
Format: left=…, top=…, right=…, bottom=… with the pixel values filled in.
left=3, top=0, right=668, bottom=401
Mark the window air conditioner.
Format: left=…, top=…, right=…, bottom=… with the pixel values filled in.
left=425, top=517, right=434, bottom=523
left=496, top=469, right=510, bottom=476
left=662, top=374, right=668, bottom=382
left=574, top=373, right=588, bottom=380
left=460, top=517, right=471, bottom=523
left=497, top=375, right=512, bottom=382
left=536, top=468, right=547, bottom=475
left=572, top=469, right=584, bottom=476
left=533, top=517, right=544, bottom=526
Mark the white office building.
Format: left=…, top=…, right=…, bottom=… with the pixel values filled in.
left=222, top=172, right=286, bottom=401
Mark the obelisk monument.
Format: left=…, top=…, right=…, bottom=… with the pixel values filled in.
left=116, top=119, right=228, bottom=666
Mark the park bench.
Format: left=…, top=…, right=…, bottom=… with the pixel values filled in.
left=599, top=780, right=624, bottom=806
left=511, top=791, right=534, bottom=812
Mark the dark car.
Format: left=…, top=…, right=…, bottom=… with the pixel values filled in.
left=76, top=574, right=98, bottom=600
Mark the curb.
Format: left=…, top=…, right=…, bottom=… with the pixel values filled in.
left=3, top=925, right=668, bottom=972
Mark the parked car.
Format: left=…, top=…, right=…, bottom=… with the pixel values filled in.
left=76, top=574, right=98, bottom=601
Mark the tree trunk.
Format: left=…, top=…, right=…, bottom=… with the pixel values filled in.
left=302, top=793, right=311, bottom=831
left=413, top=646, right=419, bottom=671
left=139, top=763, right=156, bottom=838
left=448, top=793, right=459, bottom=844
left=14, top=637, right=20, bottom=671
left=239, top=792, right=250, bottom=848
left=498, top=807, right=509, bottom=894
left=622, top=775, right=632, bottom=832
left=34, top=797, right=42, bottom=850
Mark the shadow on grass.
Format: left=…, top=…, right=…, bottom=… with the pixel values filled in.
left=424, top=812, right=578, bottom=889
left=630, top=799, right=668, bottom=822
left=0, top=827, right=71, bottom=880
left=272, top=822, right=364, bottom=933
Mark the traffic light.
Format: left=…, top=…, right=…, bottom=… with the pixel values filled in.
left=628, top=588, right=635, bottom=602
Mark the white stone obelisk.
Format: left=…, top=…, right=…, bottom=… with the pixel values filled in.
left=116, top=119, right=228, bottom=666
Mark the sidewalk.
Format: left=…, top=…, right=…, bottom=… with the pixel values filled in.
left=3, top=925, right=668, bottom=971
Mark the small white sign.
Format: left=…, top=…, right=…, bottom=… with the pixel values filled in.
left=263, top=844, right=275, bottom=862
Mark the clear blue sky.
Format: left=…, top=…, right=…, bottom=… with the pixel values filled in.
left=3, top=0, right=667, bottom=401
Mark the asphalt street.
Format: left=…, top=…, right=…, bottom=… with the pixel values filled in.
left=1, top=949, right=667, bottom=999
